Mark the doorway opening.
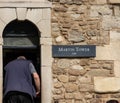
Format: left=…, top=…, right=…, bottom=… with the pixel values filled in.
left=2, top=19, right=41, bottom=103
left=3, top=48, right=40, bottom=73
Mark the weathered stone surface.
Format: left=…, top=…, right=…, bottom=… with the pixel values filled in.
left=41, top=45, right=52, bottom=66
left=54, top=82, right=63, bottom=88
left=42, top=8, right=51, bottom=20
left=55, top=36, right=64, bottom=43
left=65, top=83, right=78, bottom=92
left=0, top=8, right=16, bottom=24
left=102, top=16, right=120, bottom=30
left=26, top=9, right=42, bottom=24
left=79, top=84, right=94, bottom=92
left=53, top=94, right=64, bottom=99
left=79, top=76, right=92, bottom=84
left=113, top=5, right=120, bottom=16
left=70, top=14, right=80, bottom=20
left=68, top=30, right=85, bottom=43
left=51, top=0, right=120, bottom=102
left=37, top=19, right=51, bottom=38
left=89, top=63, right=100, bottom=69
left=16, top=8, right=27, bottom=20
left=97, top=6, right=112, bottom=15
left=53, top=67, right=67, bottom=75
left=74, top=92, right=83, bottom=100
left=90, top=5, right=112, bottom=18
left=95, top=94, right=108, bottom=98
left=0, top=20, right=5, bottom=37
left=114, top=61, right=120, bottom=77
left=68, top=69, right=80, bottom=76
left=75, top=100, right=84, bottom=103
left=80, top=59, right=89, bottom=66
left=102, top=64, right=113, bottom=70
left=52, top=23, right=60, bottom=32
left=54, top=5, right=67, bottom=12
left=70, top=59, right=80, bottom=65
left=53, top=89, right=62, bottom=94
left=57, top=59, right=70, bottom=69
left=71, top=65, right=84, bottom=70
left=58, top=75, right=68, bottom=83
left=86, top=69, right=111, bottom=77
left=94, top=77, right=120, bottom=93
left=96, top=31, right=120, bottom=60
left=109, top=0, right=120, bottom=4
left=65, top=93, right=74, bottom=99
left=0, top=0, right=45, bottom=1
left=90, top=99, right=102, bottom=103
left=96, top=0, right=107, bottom=4
left=84, top=92, right=93, bottom=99
left=111, top=94, right=120, bottom=98
left=69, top=76, right=77, bottom=82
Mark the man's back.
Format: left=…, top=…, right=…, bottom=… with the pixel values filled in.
left=4, top=58, right=36, bottom=98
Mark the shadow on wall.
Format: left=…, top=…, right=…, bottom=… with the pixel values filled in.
left=107, top=100, right=119, bottom=103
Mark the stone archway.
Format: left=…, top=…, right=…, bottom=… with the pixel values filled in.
left=0, top=2, right=52, bottom=103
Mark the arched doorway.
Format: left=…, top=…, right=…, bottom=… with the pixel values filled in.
left=2, top=19, right=41, bottom=103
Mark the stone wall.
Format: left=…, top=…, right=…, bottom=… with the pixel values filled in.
left=50, top=0, right=120, bottom=103
left=52, top=59, right=114, bottom=103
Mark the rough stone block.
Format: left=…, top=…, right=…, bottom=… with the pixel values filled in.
left=96, top=0, right=107, bottom=4
left=58, top=75, right=68, bottom=83
left=109, top=0, right=120, bottom=4
left=95, top=31, right=120, bottom=60
left=94, top=77, right=120, bottom=93
left=65, top=83, right=78, bottom=92
left=91, top=0, right=107, bottom=4
left=96, top=43, right=120, bottom=60
left=114, top=61, right=120, bottom=77
left=113, top=6, right=120, bottom=16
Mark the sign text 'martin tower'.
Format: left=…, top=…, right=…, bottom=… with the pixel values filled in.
left=52, top=45, right=96, bottom=58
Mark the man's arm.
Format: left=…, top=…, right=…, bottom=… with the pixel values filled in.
left=29, top=63, right=40, bottom=94
left=32, top=72, right=40, bottom=94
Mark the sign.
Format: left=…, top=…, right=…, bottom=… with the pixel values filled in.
left=52, top=45, right=96, bottom=58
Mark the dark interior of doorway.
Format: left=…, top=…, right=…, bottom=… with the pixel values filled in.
left=3, top=47, right=41, bottom=103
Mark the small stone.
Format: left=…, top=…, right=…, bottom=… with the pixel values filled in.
left=55, top=36, right=64, bottom=43
left=58, top=75, right=68, bottom=83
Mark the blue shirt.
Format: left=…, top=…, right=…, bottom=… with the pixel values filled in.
left=4, top=59, right=36, bottom=98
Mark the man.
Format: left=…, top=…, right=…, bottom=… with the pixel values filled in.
left=3, top=56, right=40, bottom=103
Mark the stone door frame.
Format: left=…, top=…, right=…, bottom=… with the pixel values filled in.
left=0, top=2, right=52, bottom=103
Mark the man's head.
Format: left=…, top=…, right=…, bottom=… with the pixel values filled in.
left=17, top=56, right=26, bottom=60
